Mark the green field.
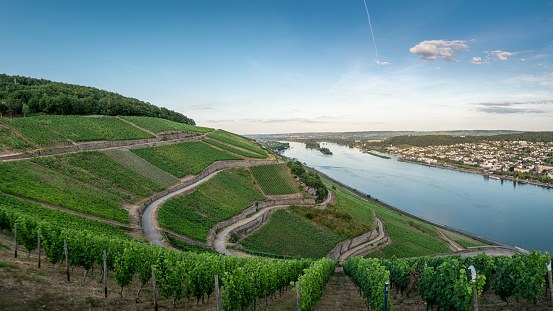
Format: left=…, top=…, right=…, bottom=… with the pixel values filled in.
left=0, top=160, right=128, bottom=223
left=207, top=130, right=267, bottom=156
left=0, top=128, right=31, bottom=150
left=130, top=141, right=241, bottom=178
left=204, top=138, right=266, bottom=159
left=158, top=191, right=237, bottom=242
left=120, top=116, right=213, bottom=133
left=102, top=149, right=179, bottom=188
left=240, top=209, right=344, bottom=259
left=2, top=115, right=154, bottom=144
left=197, top=169, right=265, bottom=211
left=249, top=163, right=299, bottom=195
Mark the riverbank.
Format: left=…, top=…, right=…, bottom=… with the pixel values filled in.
left=303, top=164, right=529, bottom=255
left=397, top=157, right=553, bottom=189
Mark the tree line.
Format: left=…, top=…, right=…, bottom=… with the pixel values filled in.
left=0, top=74, right=195, bottom=124
left=375, top=132, right=553, bottom=147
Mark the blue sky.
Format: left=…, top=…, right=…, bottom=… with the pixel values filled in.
left=2, top=1, right=552, bottom=134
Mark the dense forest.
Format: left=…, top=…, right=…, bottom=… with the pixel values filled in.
left=376, top=132, right=553, bottom=147
left=0, top=74, right=195, bottom=124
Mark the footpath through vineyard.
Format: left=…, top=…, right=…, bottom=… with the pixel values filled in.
left=314, top=266, right=367, bottom=310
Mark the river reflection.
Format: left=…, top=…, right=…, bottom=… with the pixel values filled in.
left=282, top=141, right=553, bottom=253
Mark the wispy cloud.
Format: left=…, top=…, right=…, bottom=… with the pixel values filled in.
left=474, top=100, right=552, bottom=114
left=375, top=60, right=390, bottom=66
left=487, top=50, right=518, bottom=60
left=188, top=104, right=214, bottom=110
left=409, top=40, right=469, bottom=62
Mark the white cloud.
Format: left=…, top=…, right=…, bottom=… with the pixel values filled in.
left=489, top=50, right=518, bottom=60
left=375, top=60, right=390, bottom=65
left=409, top=40, right=469, bottom=62
left=471, top=57, right=487, bottom=65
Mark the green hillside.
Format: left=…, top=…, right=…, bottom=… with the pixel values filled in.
left=0, top=74, right=194, bottom=124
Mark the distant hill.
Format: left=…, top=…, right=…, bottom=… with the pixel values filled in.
left=379, top=131, right=553, bottom=147
left=0, top=74, right=194, bottom=124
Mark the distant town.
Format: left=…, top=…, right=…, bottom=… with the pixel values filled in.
left=368, top=140, right=553, bottom=186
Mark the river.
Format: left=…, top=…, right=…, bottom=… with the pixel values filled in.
left=282, top=141, right=552, bottom=253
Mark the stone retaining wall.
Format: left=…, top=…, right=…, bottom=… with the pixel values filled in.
left=0, top=132, right=196, bottom=161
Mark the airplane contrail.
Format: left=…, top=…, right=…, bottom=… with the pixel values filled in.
left=362, top=0, right=381, bottom=76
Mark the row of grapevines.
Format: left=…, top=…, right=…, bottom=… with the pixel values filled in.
left=207, top=131, right=267, bottom=156
left=249, top=163, right=299, bottom=195
left=204, top=138, right=266, bottom=159
left=0, top=127, right=32, bottom=150
left=492, top=251, right=549, bottom=304
left=0, top=160, right=129, bottom=223
left=120, top=116, right=213, bottom=133
left=1, top=117, right=68, bottom=145
left=419, top=258, right=486, bottom=311
left=131, top=141, right=241, bottom=178
left=159, top=191, right=237, bottom=242
left=343, top=257, right=390, bottom=311
left=197, top=169, right=265, bottom=211
left=384, top=251, right=550, bottom=309
left=296, top=258, right=336, bottom=311
left=1, top=199, right=315, bottom=310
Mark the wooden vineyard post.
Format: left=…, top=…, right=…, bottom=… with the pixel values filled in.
left=14, top=223, right=17, bottom=258
left=295, top=281, right=301, bottom=311
left=214, top=275, right=221, bottom=311
left=64, top=239, right=70, bottom=282
left=151, top=266, right=158, bottom=311
left=547, top=258, right=553, bottom=303
left=103, top=250, right=108, bottom=298
left=37, top=230, right=41, bottom=268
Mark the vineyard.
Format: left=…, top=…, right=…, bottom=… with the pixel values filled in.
left=207, top=130, right=267, bottom=157
left=240, top=209, right=345, bottom=259
left=1, top=117, right=68, bottom=145
left=1, top=115, right=155, bottom=144
left=1, top=113, right=552, bottom=310
left=0, top=160, right=129, bottom=223
left=204, top=138, right=267, bottom=159
left=197, top=169, right=266, bottom=211
left=102, top=149, right=179, bottom=188
left=158, top=191, right=238, bottom=242
left=120, top=116, right=213, bottom=133
left=0, top=202, right=333, bottom=311
left=249, top=163, right=299, bottom=195
left=130, top=141, right=241, bottom=178
left=0, top=127, right=31, bottom=151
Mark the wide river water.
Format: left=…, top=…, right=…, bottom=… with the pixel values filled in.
left=282, top=141, right=552, bottom=253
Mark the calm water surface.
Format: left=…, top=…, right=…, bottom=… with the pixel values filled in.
left=283, top=142, right=553, bottom=253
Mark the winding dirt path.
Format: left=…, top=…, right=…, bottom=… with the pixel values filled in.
left=141, top=172, right=221, bottom=246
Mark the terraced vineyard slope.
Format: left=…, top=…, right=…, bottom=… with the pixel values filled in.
left=250, top=163, right=299, bottom=195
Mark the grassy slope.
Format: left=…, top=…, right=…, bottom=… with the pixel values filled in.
left=327, top=181, right=451, bottom=258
